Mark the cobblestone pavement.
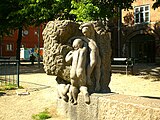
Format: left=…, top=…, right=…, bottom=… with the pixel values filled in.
left=0, top=63, right=160, bottom=120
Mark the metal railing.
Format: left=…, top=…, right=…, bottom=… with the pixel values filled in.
left=0, top=59, right=19, bottom=87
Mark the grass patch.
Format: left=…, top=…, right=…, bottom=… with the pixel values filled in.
left=0, top=84, right=23, bottom=91
left=32, top=108, right=52, bottom=120
left=0, top=84, right=17, bottom=91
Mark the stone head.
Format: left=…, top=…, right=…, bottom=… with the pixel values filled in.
left=79, top=23, right=95, bottom=38
left=72, top=38, right=83, bottom=50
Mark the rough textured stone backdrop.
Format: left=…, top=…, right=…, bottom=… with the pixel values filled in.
left=42, top=20, right=112, bottom=92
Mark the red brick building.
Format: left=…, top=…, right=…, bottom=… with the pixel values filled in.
left=0, top=25, right=44, bottom=58
left=120, top=0, right=160, bottom=63
left=1, top=0, right=160, bottom=63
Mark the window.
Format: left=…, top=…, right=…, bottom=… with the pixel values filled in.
left=6, top=44, right=13, bottom=51
left=134, top=5, right=150, bottom=24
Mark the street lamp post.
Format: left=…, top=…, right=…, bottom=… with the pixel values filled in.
left=37, top=26, right=40, bottom=68
left=0, top=35, right=2, bottom=57
left=35, top=26, right=40, bottom=68
left=118, top=6, right=122, bottom=57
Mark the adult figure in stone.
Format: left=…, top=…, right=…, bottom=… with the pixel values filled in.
left=79, top=23, right=101, bottom=92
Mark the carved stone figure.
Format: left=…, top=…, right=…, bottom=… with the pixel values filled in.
left=79, top=23, right=101, bottom=92
left=65, top=38, right=89, bottom=104
left=57, top=83, right=70, bottom=102
left=42, top=20, right=112, bottom=105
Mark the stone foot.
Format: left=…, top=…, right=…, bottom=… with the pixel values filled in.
left=62, top=95, right=68, bottom=102
left=84, top=93, right=90, bottom=104
left=73, top=101, right=77, bottom=105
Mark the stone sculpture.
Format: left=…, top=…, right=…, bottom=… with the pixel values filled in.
left=65, top=38, right=89, bottom=104
left=79, top=23, right=101, bottom=92
left=42, top=20, right=112, bottom=105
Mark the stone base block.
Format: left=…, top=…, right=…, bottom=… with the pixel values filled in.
left=56, top=93, right=160, bottom=120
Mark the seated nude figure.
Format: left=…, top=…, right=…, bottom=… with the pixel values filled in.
left=65, top=38, right=90, bottom=105
left=57, top=83, right=70, bottom=102
left=79, top=23, right=101, bottom=92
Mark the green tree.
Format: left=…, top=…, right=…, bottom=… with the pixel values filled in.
left=70, top=0, right=135, bottom=22
left=0, top=0, right=134, bottom=61
left=0, top=0, right=72, bottom=61
left=70, top=0, right=100, bottom=21
left=153, top=0, right=160, bottom=9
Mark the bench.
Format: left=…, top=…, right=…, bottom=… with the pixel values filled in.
left=111, top=58, right=134, bottom=75
left=0, top=57, right=10, bottom=59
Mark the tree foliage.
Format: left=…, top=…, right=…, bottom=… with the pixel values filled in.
left=0, top=0, right=72, bottom=31
left=0, top=0, right=135, bottom=33
left=0, top=0, right=72, bottom=60
left=70, top=0, right=99, bottom=21
left=70, top=0, right=135, bottom=22
left=0, top=0, right=134, bottom=60
left=152, top=0, right=160, bottom=9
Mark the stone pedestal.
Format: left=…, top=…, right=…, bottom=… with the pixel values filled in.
left=56, top=93, right=160, bottom=120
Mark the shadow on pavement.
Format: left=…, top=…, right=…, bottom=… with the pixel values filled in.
left=141, top=96, right=160, bottom=100
left=112, top=63, right=160, bottom=80
left=133, top=63, right=160, bottom=80
left=0, top=92, right=6, bottom=96
left=20, top=63, right=45, bottom=74
left=20, top=81, right=51, bottom=92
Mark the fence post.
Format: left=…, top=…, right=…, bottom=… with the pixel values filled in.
left=0, top=59, right=20, bottom=87
left=17, top=60, right=20, bottom=87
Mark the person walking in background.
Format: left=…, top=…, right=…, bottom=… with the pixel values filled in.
left=30, top=54, right=36, bottom=65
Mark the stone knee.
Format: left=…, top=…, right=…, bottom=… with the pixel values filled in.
left=80, top=86, right=88, bottom=94
left=80, top=86, right=90, bottom=104
left=90, top=59, right=96, bottom=68
left=76, top=68, right=83, bottom=78
left=71, top=86, right=79, bottom=105
left=57, top=84, right=70, bottom=102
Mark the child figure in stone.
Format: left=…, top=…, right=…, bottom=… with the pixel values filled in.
left=65, top=38, right=90, bottom=105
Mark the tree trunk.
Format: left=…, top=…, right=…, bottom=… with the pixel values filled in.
left=16, top=26, right=22, bottom=64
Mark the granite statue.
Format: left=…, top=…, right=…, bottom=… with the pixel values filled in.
left=42, top=20, right=112, bottom=105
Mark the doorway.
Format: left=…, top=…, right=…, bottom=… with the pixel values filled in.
left=128, top=34, right=155, bottom=63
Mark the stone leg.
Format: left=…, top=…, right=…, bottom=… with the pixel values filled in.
left=68, top=86, right=73, bottom=103
left=80, top=86, right=90, bottom=104
left=71, top=85, right=79, bottom=105
left=94, top=64, right=101, bottom=92
left=57, top=84, right=70, bottom=102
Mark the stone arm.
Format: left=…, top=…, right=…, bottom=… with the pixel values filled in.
left=65, top=51, right=73, bottom=63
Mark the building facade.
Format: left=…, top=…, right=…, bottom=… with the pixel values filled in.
left=0, top=25, right=44, bottom=58
left=120, top=0, right=160, bottom=63
left=1, top=0, right=160, bottom=63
